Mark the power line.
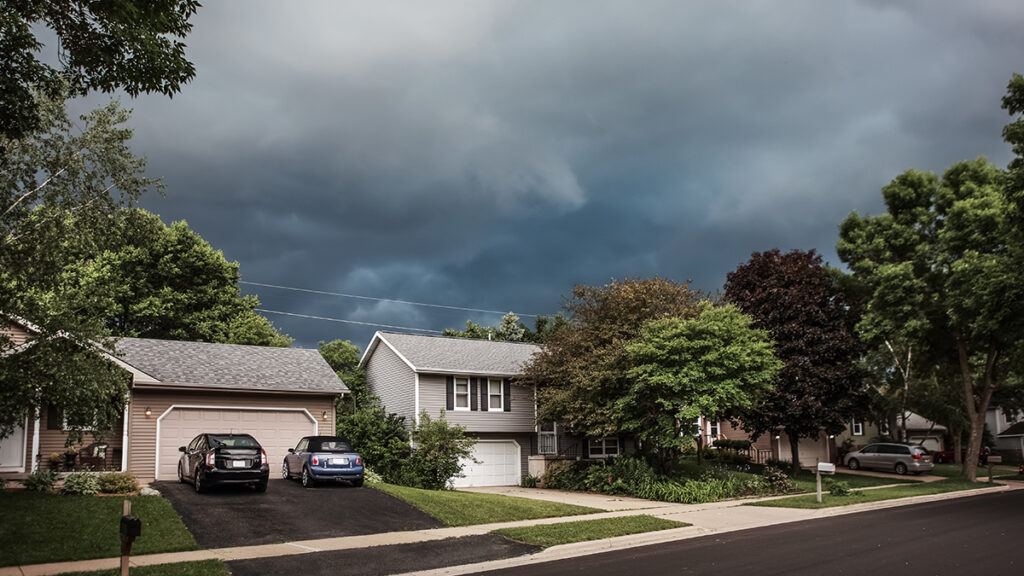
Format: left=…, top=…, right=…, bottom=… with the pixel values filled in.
left=241, top=281, right=540, bottom=317
left=256, top=309, right=444, bottom=334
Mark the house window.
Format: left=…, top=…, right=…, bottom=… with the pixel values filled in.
left=589, top=438, right=619, bottom=458
left=539, top=422, right=556, bottom=455
left=454, top=377, right=470, bottom=410
left=487, top=378, right=503, bottom=411
left=708, top=420, right=719, bottom=438
left=852, top=420, right=864, bottom=436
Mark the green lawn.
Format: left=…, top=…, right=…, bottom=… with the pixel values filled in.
left=371, top=483, right=601, bottom=526
left=63, top=560, right=228, bottom=576
left=931, top=463, right=1018, bottom=479
left=746, top=479, right=993, bottom=509
left=0, top=492, right=197, bottom=567
left=788, top=470, right=916, bottom=493
left=492, top=515, right=688, bottom=548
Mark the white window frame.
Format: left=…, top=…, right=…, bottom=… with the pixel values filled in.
left=454, top=377, right=471, bottom=411
left=852, top=420, right=864, bottom=436
left=708, top=419, right=719, bottom=438
left=487, top=378, right=504, bottom=412
left=589, top=437, right=619, bottom=458
left=538, top=422, right=557, bottom=455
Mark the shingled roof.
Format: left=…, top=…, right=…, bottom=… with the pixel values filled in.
left=116, top=338, right=348, bottom=394
left=362, top=331, right=541, bottom=376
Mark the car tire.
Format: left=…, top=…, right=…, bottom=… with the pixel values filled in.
left=895, top=462, right=908, bottom=475
left=194, top=468, right=205, bottom=494
left=255, top=481, right=268, bottom=493
left=281, top=461, right=290, bottom=480
left=352, top=479, right=364, bottom=488
left=847, top=458, right=860, bottom=470
left=178, top=462, right=185, bottom=484
left=301, top=467, right=314, bottom=488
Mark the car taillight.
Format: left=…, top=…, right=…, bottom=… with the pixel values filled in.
left=912, top=454, right=922, bottom=460
left=312, top=456, right=319, bottom=466
left=356, top=457, right=362, bottom=466
left=260, top=449, right=267, bottom=466
left=206, top=452, right=215, bottom=467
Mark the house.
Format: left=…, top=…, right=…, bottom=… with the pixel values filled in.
left=0, top=318, right=347, bottom=481
left=988, top=407, right=1024, bottom=463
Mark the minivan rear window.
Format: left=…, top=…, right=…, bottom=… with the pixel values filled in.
left=210, top=435, right=260, bottom=448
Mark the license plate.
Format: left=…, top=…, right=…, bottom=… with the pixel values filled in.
left=331, top=458, right=348, bottom=465
left=231, top=460, right=246, bottom=468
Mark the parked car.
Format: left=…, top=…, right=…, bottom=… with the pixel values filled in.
left=282, top=436, right=364, bottom=488
left=931, top=446, right=989, bottom=465
left=178, top=433, right=269, bottom=493
left=843, top=443, right=934, bottom=475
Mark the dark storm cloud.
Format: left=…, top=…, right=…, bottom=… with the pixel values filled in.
left=91, top=0, right=1024, bottom=348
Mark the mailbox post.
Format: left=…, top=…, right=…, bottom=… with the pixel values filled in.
left=816, top=461, right=836, bottom=503
left=119, top=500, right=142, bottom=576
left=987, top=455, right=1002, bottom=484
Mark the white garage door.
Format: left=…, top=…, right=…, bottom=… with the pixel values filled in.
left=453, top=441, right=521, bottom=487
left=157, top=408, right=316, bottom=480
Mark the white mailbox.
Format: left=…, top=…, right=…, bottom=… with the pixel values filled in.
left=817, top=462, right=836, bottom=475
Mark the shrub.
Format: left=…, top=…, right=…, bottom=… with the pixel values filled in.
left=362, top=467, right=383, bottom=484
left=520, top=474, right=539, bottom=488
left=824, top=478, right=853, bottom=497
left=62, top=472, right=100, bottom=495
left=336, top=395, right=411, bottom=483
left=98, top=472, right=138, bottom=494
left=0, top=476, right=6, bottom=491
left=399, top=411, right=476, bottom=490
left=539, top=460, right=592, bottom=490
left=24, top=469, right=59, bottom=492
left=750, top=465, right=796, bottom=495
left=713, top=439, right=752, bottom=451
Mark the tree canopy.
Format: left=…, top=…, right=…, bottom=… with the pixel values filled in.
left=724, top=249, right=866, bottom=474
left=1, top=1, right=199, bottom=141
left=443, top=311, right=569, bottom=343
left=319, top=339, right=367, bottom=407
left=837, top=157, right=1024, bottom=480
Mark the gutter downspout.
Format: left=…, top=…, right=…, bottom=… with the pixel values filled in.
left=120, top=401, right=130, bottom=472
left=30, top=408, right=41, bottom=473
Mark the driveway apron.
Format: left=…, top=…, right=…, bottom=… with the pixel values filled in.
left=156, top=479, right=442, bottom=548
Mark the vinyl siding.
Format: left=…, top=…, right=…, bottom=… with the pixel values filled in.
left=365, top=342, right=417, bottom=425
left=37, top=407, right=125, bottom=472
left=419, top=373, right=535, bottom=433
left=1, top=323, right=31, bottom=348
left=127, top=389, right=335, bottom=480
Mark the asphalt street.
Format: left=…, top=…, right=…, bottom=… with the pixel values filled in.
left=475, top=490, right=1024, bottom=576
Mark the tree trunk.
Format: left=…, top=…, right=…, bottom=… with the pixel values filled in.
left=952, top=431, right=962, bottom=465
left=957, top=340, right=998, bottom=482
left=788, top=433, right=801, bottom=476
left=696, top=434, right=704, bottom=467
left=963, top=418, right=984, bottom=481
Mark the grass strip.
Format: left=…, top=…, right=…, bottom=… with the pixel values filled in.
left=492, top=515, right=688, bottom=548
left=62, top=560, right=228, bottom=576
left=787, top=470, right=916, bottom=493
left=0, top=492, right=197, bottom=567
left=746, top=479, right=993, bottom=509
left=371, top=483, right=600, bottom=526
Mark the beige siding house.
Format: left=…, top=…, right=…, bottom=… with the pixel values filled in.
left=360, top=331, right=541, bottom=487
left=0, top=318, right=347, bottom=481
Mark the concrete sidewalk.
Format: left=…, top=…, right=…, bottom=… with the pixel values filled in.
left=2, top=481, right=1020, bottom=576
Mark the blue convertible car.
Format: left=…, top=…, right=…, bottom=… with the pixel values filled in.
left=282, top=436, right=364, bottom=488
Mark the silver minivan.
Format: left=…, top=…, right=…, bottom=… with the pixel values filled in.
left=843, top=443, right=934, bottom=475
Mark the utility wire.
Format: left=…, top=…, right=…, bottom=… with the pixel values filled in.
left=256, top=309, right=444, bottom=334
left=241, top=280, right=539, bottom=317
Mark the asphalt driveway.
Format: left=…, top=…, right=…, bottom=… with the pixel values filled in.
left=156, top=479, right=442, bottom=548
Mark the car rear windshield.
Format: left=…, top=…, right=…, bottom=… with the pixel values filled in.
left=210, top=435, right=260, bottom=448
left=310, top=439, right=353, bottom=452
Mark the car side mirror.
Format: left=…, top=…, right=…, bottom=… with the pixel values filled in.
left=178, top=446, right=186, bottom=452
left=287, top=448, right=295, bottom=453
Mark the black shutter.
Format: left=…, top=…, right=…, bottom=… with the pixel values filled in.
left=470, top=378, right=478, bottom=411
left=445, top=375, right=454, bottom=411
left=503, top=378, right=512, bottom=412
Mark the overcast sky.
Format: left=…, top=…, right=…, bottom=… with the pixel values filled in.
left=82, top=1, right=1024, bottom=350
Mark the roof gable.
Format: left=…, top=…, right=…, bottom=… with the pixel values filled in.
left=361, top=331, right=541, bottom=376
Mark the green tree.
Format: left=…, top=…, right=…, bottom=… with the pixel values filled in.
left=1, top=1, right=199, bottom=141
left=444, top=312, right=569, bottom=343
left=335, top=395, right=410, bottom=483
left=624, top=302, right=782, bottom=471
left=402, top=411, right=476, bottom=490
left=319, top=339, right=367, bottom=407
left=724, top=249, right=867, bottom=475
left=837, top=158, right=1024, bottom=481
left=521, top=278, right=702, bottom=441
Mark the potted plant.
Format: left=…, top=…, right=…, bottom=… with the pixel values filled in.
left=63, top=448, right=78, bottom=470
left=49, top=452, right=62, bottom=470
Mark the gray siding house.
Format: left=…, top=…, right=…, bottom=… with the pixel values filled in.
left=360, top=331, right=543, bottom=487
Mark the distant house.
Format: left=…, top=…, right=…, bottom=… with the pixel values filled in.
left=989, top=407, right=1024, bottom=463
left=0, top=317, right=347, bottom=480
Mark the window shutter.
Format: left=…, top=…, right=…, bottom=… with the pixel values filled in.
left=445, top=375, right=454, bottom=411
left=503, top=378, right=512, bottom=412
left=470, top=378, right=478, bottom=411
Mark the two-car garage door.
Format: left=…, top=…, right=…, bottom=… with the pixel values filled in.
left=157, top=408, right=316, bottom=480
left=453, top=441, right=521, bottom=487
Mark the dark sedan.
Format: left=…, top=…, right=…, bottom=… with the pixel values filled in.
left=282, top=436, right=364, bottom=488
left=178, top=433, right=270, bottom=493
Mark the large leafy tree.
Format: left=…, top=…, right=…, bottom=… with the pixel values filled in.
left=624, top=303, right=782, bottom=471
left=837, top=157, right=1024, bottom=481
left=521, top=278, right=702, bottom=442
left=724, top=249, right=866, bottom=475
left=443, top=312, right=569, bottom=343
left=319, top=339, right=367, bottom=408
left=1, top=0, right=199, bottom=141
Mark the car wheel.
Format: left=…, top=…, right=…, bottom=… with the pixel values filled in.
left=895, top=462, right=908, bottom=475
left=194, top=468, right=205, bottom=493
left=281, top=461, right=290, bottom=480
left=301, top=467, right=314, bottom=488
left=177, top=462, right=185, bottom=484
left=352, top=479, right=364, bottom=488
left=255, top=481, right=268, bottom=493
left=847, top=458, right=860, bottom=470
